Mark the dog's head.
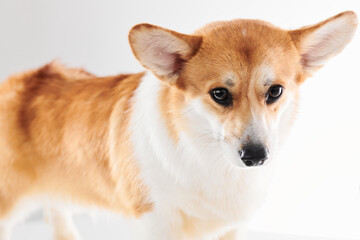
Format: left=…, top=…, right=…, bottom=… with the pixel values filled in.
left=129, top=12, right=357, bottom=168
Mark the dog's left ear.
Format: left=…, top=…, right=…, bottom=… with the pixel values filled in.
left=129, top=24, right=202, bottom=84
left=289, top=11, right=358, bottom=77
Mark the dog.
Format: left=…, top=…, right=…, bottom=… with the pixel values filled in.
left=0, top=11, right=357, bottom=240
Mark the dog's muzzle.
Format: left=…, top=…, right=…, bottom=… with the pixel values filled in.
left=238, top=144, right=269, bottom=167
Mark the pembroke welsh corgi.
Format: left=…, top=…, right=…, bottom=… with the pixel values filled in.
left=0, top=11, right=357, bottom=240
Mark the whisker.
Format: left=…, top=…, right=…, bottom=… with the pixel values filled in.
left=167, top=109, right=195, bottom=124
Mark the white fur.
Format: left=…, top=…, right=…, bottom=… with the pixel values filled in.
left=129, top=71, right=296, bottom=239
left=0, top=68, right=297, bottom=240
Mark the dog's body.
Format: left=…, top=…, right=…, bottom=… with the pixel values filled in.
left=0, top=12, right=357, bottom=240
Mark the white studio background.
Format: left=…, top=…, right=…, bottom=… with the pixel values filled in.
left=0, top=0, right=359, bottom=239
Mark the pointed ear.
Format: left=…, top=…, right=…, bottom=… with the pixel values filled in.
left=128, top=24, right=202, bottom=84
left=289, top=11, right=358, bottom=76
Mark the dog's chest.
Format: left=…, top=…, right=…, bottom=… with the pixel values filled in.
left=130, top=74, right=275, bottom=236
left=169, top=167, right=272, bottom=238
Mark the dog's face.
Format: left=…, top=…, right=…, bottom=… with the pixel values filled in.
left=178, top=21, right=301, bottom=167
left=129, top=12, right=357, bottom=168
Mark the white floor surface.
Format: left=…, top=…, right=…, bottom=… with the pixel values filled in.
left=11, top=216, right=352, bottom=240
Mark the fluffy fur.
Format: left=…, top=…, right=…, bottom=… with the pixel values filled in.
left=0, top=11, right=357, bottom=240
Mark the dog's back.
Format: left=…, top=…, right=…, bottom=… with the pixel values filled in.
left=0, top=62, right=152, bottom=222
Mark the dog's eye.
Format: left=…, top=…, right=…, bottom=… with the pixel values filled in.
left=210, top=88, right=232, bottom=106
left=266, top=85, right=284, bottom=104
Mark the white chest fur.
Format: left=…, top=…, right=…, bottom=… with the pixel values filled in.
left=129, top=73, right=275, bottom=239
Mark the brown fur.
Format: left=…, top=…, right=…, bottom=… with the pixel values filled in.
left=149, top=12, right=356, bottom=148
left=0, top=12, right=357, bottom=239
left=0, top=62, right=151, bottom=218
left=152, top=19, right=302, bottom=146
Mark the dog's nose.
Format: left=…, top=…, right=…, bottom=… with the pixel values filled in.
left=239, top=144, right=269, bottom=167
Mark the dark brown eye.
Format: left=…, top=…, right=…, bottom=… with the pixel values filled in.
left=266, top=85, right=284, bottom=104
left=210, top=88, right=232, bottom=106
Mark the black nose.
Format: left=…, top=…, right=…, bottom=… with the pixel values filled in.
left=239, top=144, right=269, bottom=167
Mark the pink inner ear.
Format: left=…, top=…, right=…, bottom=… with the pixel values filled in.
left=301, top=32, right=335, bottom=68
left=300, top=15, right=357, bottom=70
left=148, top=45, right=184, bottom=75
left=132, top=28, right=194, bottom=77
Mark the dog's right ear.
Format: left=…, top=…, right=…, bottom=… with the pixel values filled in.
left=129, top=24, right=202, bottom=85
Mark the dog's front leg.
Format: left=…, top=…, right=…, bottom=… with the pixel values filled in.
left=132, top=210, right=183, bottom=240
